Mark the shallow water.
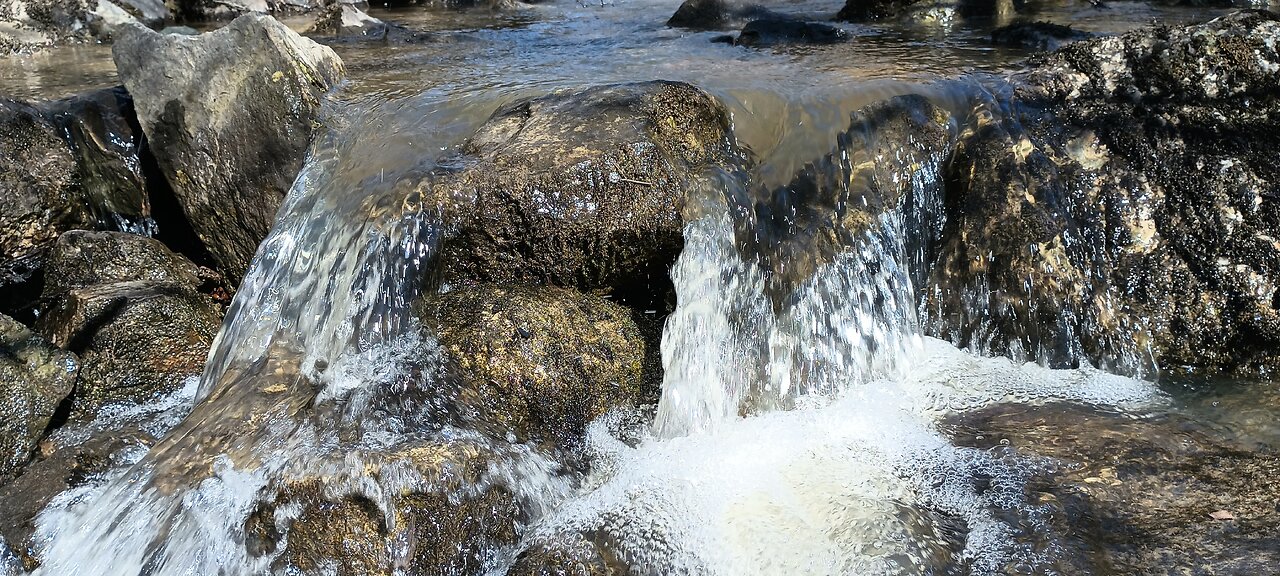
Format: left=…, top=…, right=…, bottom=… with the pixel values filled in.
left=4, top=0, right=1277, bottom=574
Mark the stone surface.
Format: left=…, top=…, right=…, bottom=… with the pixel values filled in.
left=415, top=283, right=647, bottom=449
left=946, top=402, right=1280, bottom=574
left=40, top=231, right=206, bottom=299
left=425, top=81, right=746, bottom=308
left=667, top=0, right=784, bottom=30
left=0, top=314, right=78, bottom=479
left=0, top=0, right=96, bottom=53
left=991, top=20, right=1094, bottom=51
left=112, top=14, right=345, bottom=281
left=731, top=18, right=850, bottom=47
left=306, top=2, right=431, bottom=43
left=926, top=10, right=1280, bottom=376
left=0, top=98, right=86, bottom=286
left=37, top=281, right=220, bottom=417
left=248, top=440, right=520, bottom=575
left=836, top=0, right=927, bottom=22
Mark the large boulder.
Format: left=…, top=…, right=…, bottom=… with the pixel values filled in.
left=36, top=232, right=220, bottom=419
left=926, top=10, right=1280, bottom=375
left=424, top=81, right=747, bottom=308
left=414, top=284, right=648, bottom=449
left=0, top=314, right=78, bottom=479
left=112, top=14, right=345, bottom=281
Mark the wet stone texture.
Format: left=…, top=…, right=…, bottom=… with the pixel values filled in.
left=667, top=0, right=786, bottom=30
left=927, top=11, right=1280, bottom=376
left=112, top=13, right=345, bottom=281
left=36, top=232, right=220, bottom=420
left=946, top=402, right=1280, bottom=575
left=415, top=283, right=648, bottom=450
left=0, top=314, right=78, bottom=480
left=426, top=81, right=748, bottom=310
left=249, top=441, right=521, bottom=576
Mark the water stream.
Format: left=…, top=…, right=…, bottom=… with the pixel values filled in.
left=3, top=0, right=1274, bottom=574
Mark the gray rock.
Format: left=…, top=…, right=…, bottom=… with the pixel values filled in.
left=0, top=314, right=78, bottom=479
left=731, top=18, right=850, bottom=47
left=0, top=99, right=86, bottom=287
left=112, top=14, right=345, bottom=281
left=991, top=20, right=1094, bottom=51
left=306, top=2, right=431, bottom=43
left=425, top=81, right=747, bottom=308
left=0, top=0, right=96, bottom=53
left=111, top=0, right=168, bottom=26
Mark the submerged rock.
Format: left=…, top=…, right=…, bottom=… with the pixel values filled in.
left=731, top=18, right=850, bottom=47
left=415, top=284, right=647, bottom=449
left=836, top=0, right=927, bottom=22
left=947, top=402, right=1280, bottom=573
left=667, top=0, right=784, bottom=30
left=0, top=314, right=77, bottom=479
left=426, top=81, right=746, bottom=307
left=112, top=14, right=345, bottom=282
left=991, top=20, right=1094, bottom=50
left=248, top=440, right=520, bottom=575
left=928, top=10, right=1280, bottom=375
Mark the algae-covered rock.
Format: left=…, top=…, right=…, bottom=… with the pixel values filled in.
left=415, top=284, right=647, bottom=448
left=0, top=314, right=77, bottom=478
left=250, top=440, right=520, bottom=575
left=38, top=282, right=219, bottom=417
left=112, top=14, right=345, bottom=281
left=427, top=81, right=746, bottom=306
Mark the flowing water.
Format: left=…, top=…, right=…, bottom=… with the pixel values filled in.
left=4, top=0, right=1277, bottom=574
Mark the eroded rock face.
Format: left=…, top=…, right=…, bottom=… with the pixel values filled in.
left=426, top=81, right=746, bottom=307
left=248, top=441, right=520, bottom=575
left=0, top=315, right=78, bottom=479
left=112, top=14, right=345, bottom=281
left=927, top=10, right=1280, bottom=375
left=947, top=402, right=1280, bottom=574
left=415, top=284, right=647, bottom=449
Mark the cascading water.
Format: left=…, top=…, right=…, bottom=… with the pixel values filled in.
left=17, top=80, right=1165, bottom=576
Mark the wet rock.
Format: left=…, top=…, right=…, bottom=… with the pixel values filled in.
left=37, top=279, right=220, bottom=418
left=836, top=0, right=927, bottom=22
left=414, top=284, right=647, bottom=449
left=112, top=14, right=345, bottom=281
left=110, top=0, right=170, bottom=27
left=40, top=231, right=206, bottom=300
left=947, top=402, right=1280, bottom=574
left=306, top=2, right=431, bottom=43
left=991, top=21, right=1094, bottom=51
left=250, top=440, right=520, bottom=575
left=734, top=94, right=954, bottom=300
left=176, top=0, right=348, bottom=20
left=667, top=0, right=784, bottom=31
left=927, top=11, right=1280, bottom=375
left=507, top=534, right=619, bottom=576
left=0, top=98, right=85, bottom=286
left=731, top=18, right=850, bottom=47
left=426, top=81, right=746, bottom=306
left=40, top=86, right=156, bottom=235
left=0, top=314, right=78, bottom=479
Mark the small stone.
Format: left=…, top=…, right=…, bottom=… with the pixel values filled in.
left=1210, top=510, right=1235, bottom=521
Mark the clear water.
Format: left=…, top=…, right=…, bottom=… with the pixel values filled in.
left=3, top=0, right=1273, bottom=574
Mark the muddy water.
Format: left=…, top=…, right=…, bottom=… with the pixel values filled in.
left=4, top=0, right=1278, bottom=574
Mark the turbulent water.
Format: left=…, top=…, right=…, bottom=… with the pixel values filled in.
left=6, top=0, right=1263, bottom=575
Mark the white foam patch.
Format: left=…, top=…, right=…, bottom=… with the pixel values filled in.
left=521, top=337, right=1158, bottom=576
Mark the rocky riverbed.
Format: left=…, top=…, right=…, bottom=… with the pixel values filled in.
left=2, top=1, right=1279, bottom=575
